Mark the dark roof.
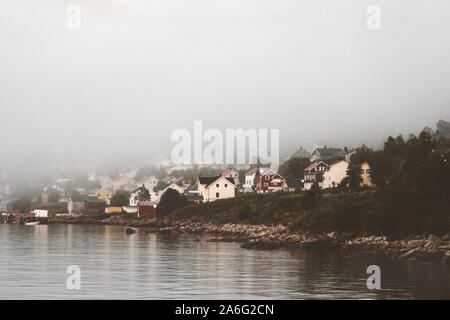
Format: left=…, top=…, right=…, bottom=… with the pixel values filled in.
left=185, top=184, right=198, bottom=192
left=225, top=177, right=236, bottom=185
left=335, top=148, right=357, bottom=156
left=313, top=147, right=343, bottom=156
left=174, top=177, right=185, bottom=183
left=198, top=176, right=236, bottom=187
left=6, top=199, right=19, bottom=206
left=285, top=177, right=302, bottom=188
left=185, top=194, right=204, bottom=201
left=71, top=195, right=105, bottom=203
left=138, top=201, right=156, bottom=207
left=198, top=176, right=219, bottom=186
left=131, top=186, right=147, bottom=194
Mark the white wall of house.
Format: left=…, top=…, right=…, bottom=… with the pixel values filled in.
left=163, top=183, right=185, bottom=194
left=129, top=190, right=140, bottom=206
left=243, top=167, right=269, bottom=192
left=140, top=176, right=159, bottom=191
left=322, top=161, right=348, bottom=189
left=199, top=177, right=236, bottom=202
left=99, top=176, right=114, bottom=189
left=33, top=209, right=48, bottom=218
left=243, top=173, right=256, bottom=191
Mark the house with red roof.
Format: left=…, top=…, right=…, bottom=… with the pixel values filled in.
left=221, top=169, right=239, bottom=185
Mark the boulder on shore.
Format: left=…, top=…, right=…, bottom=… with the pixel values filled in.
left=428, top=234, right=441, bottom=244
left=406, top=240, right=427, bottom=248
left=125, top=227, right=136, bottom=234
left=442, top=251, right=450, bottom=265
left=441, top=232, right=450, bottom=241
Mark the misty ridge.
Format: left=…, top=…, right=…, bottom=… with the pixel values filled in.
left=1, top=1, right=449, bottom=201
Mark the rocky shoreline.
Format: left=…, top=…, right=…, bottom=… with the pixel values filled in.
left=48, top=215, right=450, bottom=265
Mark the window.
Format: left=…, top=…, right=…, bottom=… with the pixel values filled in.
left=264, top=183, right=268, bottom=187
left=225, top=184, right=227, bottom=187
left=216, top=184, right=219, bottom=187
left=216, top=193, right=219, bottom=198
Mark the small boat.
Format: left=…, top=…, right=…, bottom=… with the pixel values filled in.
left=25, top=221, right=40, bottom=226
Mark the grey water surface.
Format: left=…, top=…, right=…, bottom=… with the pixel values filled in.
left=0, top=224, right=449, bottom=299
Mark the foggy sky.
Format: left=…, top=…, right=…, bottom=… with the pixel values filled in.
left=1, top=0, right=449, bottom=172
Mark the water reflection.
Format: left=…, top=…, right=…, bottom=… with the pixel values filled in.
left=0, top=224, right=449, bottom=299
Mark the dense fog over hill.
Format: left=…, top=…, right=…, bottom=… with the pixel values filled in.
left=1, top=0, right=449, bottom=177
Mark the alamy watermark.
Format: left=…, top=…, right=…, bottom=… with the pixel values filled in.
left=366, top=5, right=381, bottom=30
left=66, top=5, right=81, bottom=30
left=171, top=121, right=280, bottom=171
left=366, top=265, right=381, bottom=290
left=66, top=265, right=81, bottom=290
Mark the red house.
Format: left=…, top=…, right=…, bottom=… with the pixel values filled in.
left=254, top=169, right=286, bottom=194
left=137, top=201, right=158, bottom=218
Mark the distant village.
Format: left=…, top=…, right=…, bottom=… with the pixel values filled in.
left=0, top=145, right=374, bottom=221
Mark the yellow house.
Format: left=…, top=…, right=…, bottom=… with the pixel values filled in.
left=360, top=162, right=374, bottom=187
left=95, top=188, right=113, bottom=201
left=105, top=206, right=122, bottom=214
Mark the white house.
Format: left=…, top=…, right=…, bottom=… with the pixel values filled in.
left=243, top=167, right=269, bottom=192
left=98, top=175, right=114, bottom=189
left=198, top=176, right=236, bottom=202
left=221, top=169, right=240, bottom=185
left=129, top=185, right=148, bottom=207
left=138, top=175, right=159, bottom=191
left=162, top=183, right=186, bottom=195
left=322, top=160, right=349, bottom=189
left=33, top=209, right=48, bottom=218
left=113, top=175, right=137, bottom=192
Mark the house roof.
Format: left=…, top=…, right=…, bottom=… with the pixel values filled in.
left=71, top=195, right=105, bottom=203
left=161, top=176, right=174, bottom=183
left=137, top=201, right=156, bottom=207
left=138, top=176, right=158, bottom=184
left=245, top=168, right=258, bottom=176
left=184, top=184, right=198, bottom=192
left=221, top=169, right=236, bottom=176
left=174, top=177, right=185, bottom=184
left=260, top=168, right=281, bottom=177
left=198, top=176, right=236, bottom=188
left=304, top=161, right=328, bottom=172
left=185, top=194, right=204, bottom=201
left=335, top=148, right=357, bottom=156
left=313, top=147, right=343, bottom=156
left=245, top=167, right=270, bottom=176
left=130, top=186, right=145, bottom=193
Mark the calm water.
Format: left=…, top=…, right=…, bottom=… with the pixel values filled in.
left=0, top=224, right=449, bottom=299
